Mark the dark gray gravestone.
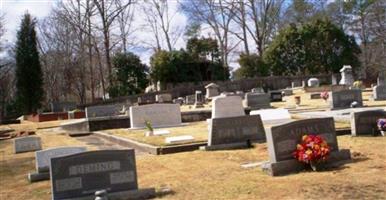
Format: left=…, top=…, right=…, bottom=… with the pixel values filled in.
left=310, top=93, right=321, bottom=99
left=14, top=136, right=42, bottom=154
left=50, top=102, right=77, bottom=112
left=204, top=115, right=265, bottom=150
left=263, top=118, right=351, bottom=176
left=185, top=95, right=195, bottom=105
left=245, top=92, right=270, bottom=110
left=350, top=110, right=386, bottom=136
left=269, top=91, right=282, bottom=102
left=373, top=85, right=386, bottom=100
left=329, top=89, right=362, bottom=109
left=50, top=150, right=148, bottom=200
left=85, top=103, right=129, bottom=118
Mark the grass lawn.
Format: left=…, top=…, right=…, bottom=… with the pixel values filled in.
left=1, top=132, right=385, bottom=199
left=105, top=121, right=209, bottom=146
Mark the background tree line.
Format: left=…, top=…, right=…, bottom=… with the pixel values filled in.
left=0, top=0, right=385, bottom=116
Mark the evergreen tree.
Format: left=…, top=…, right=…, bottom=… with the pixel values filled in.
left=15, top=13, right=44, bottom=114
left=108, top=52, right=148, bottom=98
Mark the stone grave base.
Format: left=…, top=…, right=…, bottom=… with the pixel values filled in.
left=28, top=171, right=50, bottom=182
left=200, top=141, right=252, bottom=151
left=261, top=149, right=351, bottom=176
left=64, top=188, right=156, bottom=200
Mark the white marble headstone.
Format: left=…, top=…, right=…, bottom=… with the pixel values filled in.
left=130, top=104, right=182, bottom=129
left=212, top=96, right=245, bottom=119
left=250, top=108, right=291, bottom=124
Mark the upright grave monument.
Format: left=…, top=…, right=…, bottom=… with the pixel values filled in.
left=329, top=89, right=363, bottom=109
left=262, top=118, right=351, bottom=176
left=28, top=146, right=87, bottom=182
left=211, top=96, right=245, bottom=119
left=49, top=149, right=155, bottom=200
left=205, top=83, right=220, bottom=99
left=203, top=115, right=266, bottom=150
left=244, top=92, right=271, bottom=110
left=130, top=103, right=182, bottom=129
left=373, top=71, right=386, bottom=100
left=86, top=102, right=130, bottom=118
left=14, top=136, right=42, bottom=153
left=350, top=110, right=386, bottom=136
left=339, top=65, right=354, bottom=86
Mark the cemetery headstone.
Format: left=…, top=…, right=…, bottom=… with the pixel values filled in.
left=155, top=93, right=172, bottom=103
left=235, top=91, right=245, bottom=99
left=339, top=65, right=354, bottom=86
left=262, top=117, right=351, bottom=176
left=373, top=85, right=386, bottom=100
left=36, top=147, right=87, bottom=173
left=185, top=95, right=195, bottom=105
left=250, top=108, right=291, bottom=124
left=332, top=74, right=338, bottom=85
left=14, top=136, right=42, bottom=153
left=165, top=135, right=194, bottom=144
left=212, top=96, right=245, bottom=119
left=350, top=110, right=386, bottom=136
left=86, top=102, right=130, bottom=118
left=205, top=83, right=220, bottom=99
left=269, top=91, right=282, bottom=102
left=307, top=78, right=320, bottom=87
left=173, top=98, right=184, bottom=105
left=50, top=102, right=77, bottom=112
left=251, top=87, right=265, bottom=93
left=130, top=103, right=182, bottom=129
left=244, top=92, right=270, bottom=110
left=309, top=93, right=321, bottom=99
left=194, top=90, right=204, bottom=108
left=28, top=147, right=87, bottom=182
left=50, top=149, right=155, bottom=200
left=204, top=115, right=266, bottom=150
left=282, top=89, right=293, bottom=96
left=329, top=89, right=363, bottom=109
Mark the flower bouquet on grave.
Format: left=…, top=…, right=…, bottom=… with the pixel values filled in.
left=320, top=91, right=329, bottom=101
left=377, top=119, right=386, bottom=136
left=293, top=134, right=331, bottom=171
left=144, top=120, right=154, bottom=137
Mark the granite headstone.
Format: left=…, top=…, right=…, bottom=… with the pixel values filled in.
left=350, top=110, right=386, bottom=136
left=129, top=103, right=182, bottom=128
left=329, top=89, right=363, bottom=109
left=14, top=136, right=42, bottom=153
left=244, top=92, right=270, bottom=110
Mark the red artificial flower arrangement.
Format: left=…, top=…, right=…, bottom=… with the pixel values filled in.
left=320, top=91, right=329, bottom=101
left=293, top=134, right=330, bottom=164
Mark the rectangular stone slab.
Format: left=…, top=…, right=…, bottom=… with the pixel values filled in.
left=350, top=110, right=386, bottom=136
left=36, top=146, right=87, bottom=173
left=329, top=89, right=363, bottom=109
left=50, top=149, right=138, bottom=200
left=130, top=104, right=182, bottom=129
left=266, top=117, right=338, bottom=163
left=245, top=92, right=271, bottom=110
left=86, top=103, right=129, bottom=118
left=14, top=136, right=42, bottom=154
left=209, top=115, right=266, bottom=146
left=373, top=85, right=386, bottom=100
left=165, top=135, right=194, bottom=144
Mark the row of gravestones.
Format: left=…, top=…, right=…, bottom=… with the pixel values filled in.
left=13, top=138, right=155, bottom=199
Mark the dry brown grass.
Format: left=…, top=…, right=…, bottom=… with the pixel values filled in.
left=105, top=121, right=208, bottom=146
left=1, top=134, right=385, bottom=200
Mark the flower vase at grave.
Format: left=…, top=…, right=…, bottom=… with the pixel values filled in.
left=295, top=96, right=301, bottom=107
left=309, top=161, right=325, bottom=172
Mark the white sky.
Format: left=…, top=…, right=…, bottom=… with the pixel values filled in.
left=0, top=0, right=189, bottom=65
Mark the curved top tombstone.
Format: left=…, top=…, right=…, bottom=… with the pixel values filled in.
left=205, top=83, right=219, bottom=88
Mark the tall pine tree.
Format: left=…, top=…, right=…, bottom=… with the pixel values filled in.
left=15, top=13, right=44, bottom=114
